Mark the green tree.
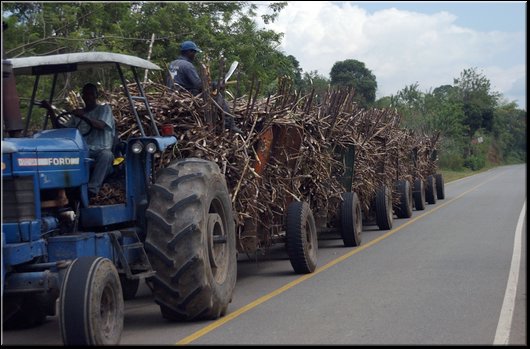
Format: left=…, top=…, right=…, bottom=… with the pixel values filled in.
left=453, top=67, right=499, bottom=137
left=393, top=83, right=425, bottom=130
left=425, top=84, right=465, bottom=139
left=374, top=95, right=396, bottom=109
left=493, top=101, right=527, bottom=163
left=329, top=59, right=377, bottom=107
left=2, top=2, right=298, bottom=98
left=286, top=54, right=303, bottom=89
left=300, top=70, right=330, bottom=103
left=390, top=68, right=525, bottom=170
left=392, top=82, right=469, bottom=170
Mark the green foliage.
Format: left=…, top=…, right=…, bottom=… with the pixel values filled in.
left=329, top=59, right=377, bottom=107
left=492, top=101, right=527, bottom=163
left=391, top=69, right=526, bottom=171
left=374, top=96, right=395, bottom=108
left=437, top=137, right=466, bottom=171
left=2, top=2, right=297, bottom=97
left=453, top=68, right=500, bottom=136
left=299, top=70, right=330, bottom=103
left=261, top=1, right=287, bottom=24
left=439, top=152, right=465, bottom=171
left=464, top=154, right=486, bottom=171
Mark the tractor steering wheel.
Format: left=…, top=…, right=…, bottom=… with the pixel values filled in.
left=56, top=110, right=93, bottom=137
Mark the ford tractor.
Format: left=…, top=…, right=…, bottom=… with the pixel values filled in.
left=1, top=52, right=237, bottom=344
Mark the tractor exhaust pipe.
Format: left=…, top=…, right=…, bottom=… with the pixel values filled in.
left=2, top=22, right=24, bottom=138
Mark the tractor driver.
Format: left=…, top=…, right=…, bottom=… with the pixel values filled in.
left=40, top=83, right=116, bottom=199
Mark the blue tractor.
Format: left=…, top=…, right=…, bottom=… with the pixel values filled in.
left=1, top=52, right=237, bottom=344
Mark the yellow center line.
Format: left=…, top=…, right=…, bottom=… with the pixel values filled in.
left=177, top=173, right=501, bottom=345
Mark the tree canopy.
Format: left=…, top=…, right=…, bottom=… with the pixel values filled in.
left=2, top=2, right=294, bottom=92
left=387, top=68, right=526, bottom=170
left=329, top=59, right=377, bottom=107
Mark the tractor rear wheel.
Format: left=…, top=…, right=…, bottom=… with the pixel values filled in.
left=426, top=175, right=437, bottom=204
left=375, top=185, right=393, bottom=230
left=145, top=159, right=237, bottom=321
left=286, top=201, right=318, bottom=274
left=413, top=178, right=426, bottom=211
left=340, top=192, right=362, bottom=247
left=59, top=256, right=124, bottom=345
left=395, top=179, right=413, bottom=218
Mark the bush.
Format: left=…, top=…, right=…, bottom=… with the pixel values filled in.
left=505, top=151, right=527, bottom=165
left=439, top=152, right=465, bottom=171
left=464, top=154, right=486, bottom=170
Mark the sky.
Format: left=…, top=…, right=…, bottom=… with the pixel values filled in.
left=255, top=1, right=526, bottom=109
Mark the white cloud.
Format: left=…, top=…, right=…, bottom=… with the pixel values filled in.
left=484, top=64, right=526, bottom=108
left=255, top=1, right=526, bottom=109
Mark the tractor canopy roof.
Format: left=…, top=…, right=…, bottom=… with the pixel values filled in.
left=9, top=51, right=161, bottom=76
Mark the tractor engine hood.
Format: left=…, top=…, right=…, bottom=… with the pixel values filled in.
left=2, top=129, right=86, bottom=153
left=2, top=128, right=90, bottom=189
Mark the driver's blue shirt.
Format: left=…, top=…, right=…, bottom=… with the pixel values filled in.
left=67, top=104, right=115, bottom=152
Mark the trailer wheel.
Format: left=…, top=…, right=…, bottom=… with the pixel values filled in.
left=435, top=173, right=445, bottom=199
left=395, top=180, right=413, bottom=218
left=375, top=185, right=393, bottom=230
left=426, top=175, right=437, bottom=204
left=286, top=201, right=318, bottom=274
left=340, top=192, right=362, bottom=247
left=145, top=159, right=237, bottom=321
left=413, top=178, right=426, bottom=211
left=60, top=256, right=124, bottom=345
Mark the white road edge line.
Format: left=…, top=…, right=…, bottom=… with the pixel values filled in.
left=493, top=200, right=526, bottom=345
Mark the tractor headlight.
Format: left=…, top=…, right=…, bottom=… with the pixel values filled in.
left=131, top=141, right=143, bottom=154
left=145, top=142, right=157, bottom=154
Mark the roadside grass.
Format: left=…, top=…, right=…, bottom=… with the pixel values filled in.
left=440, top=163, right=504, bottom=183
left=440, top=168, right=478, bottom=183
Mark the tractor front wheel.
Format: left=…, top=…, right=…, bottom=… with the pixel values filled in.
left=59, top=256, right=124, bottom=345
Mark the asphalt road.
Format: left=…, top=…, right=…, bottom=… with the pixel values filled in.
left=2, top=164, right=526, bottom=345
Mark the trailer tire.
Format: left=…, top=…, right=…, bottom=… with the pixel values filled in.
left=395, top=179, right=413, bottom=218
left=426, top=175, right=437, bottom=205
left=340, top=192, right=362, bottom=247
left=145, top=159, right=237, bottom=321
left=413, top=178, right=426, bottom=211
left=435, top=173, right=445, bottom=199
left=286, top=201, right=318, bottom=274
left=60, top=256, right=124, bottom=345
left=375, top=185, right=393, bottom=230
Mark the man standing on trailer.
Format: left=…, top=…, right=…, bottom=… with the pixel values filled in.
left=168, top=40, right=242, bottom=134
